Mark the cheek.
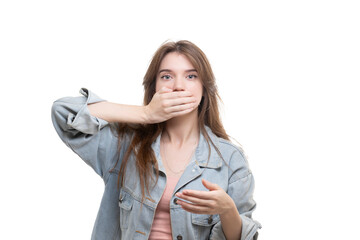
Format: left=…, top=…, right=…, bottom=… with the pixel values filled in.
left=155, top=79, right=163, bottom=92
left=191, top=84, right=203, bottom=104
left=194, top=82, right=203, bottom=96
left=155, top=78, right=172, bottom=92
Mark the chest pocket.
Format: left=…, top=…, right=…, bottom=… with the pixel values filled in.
left=118, top=189, right=134, bottom=230
left=192, top=213, right=220, bottom=226
left=191, top=213, right=220, bottom=238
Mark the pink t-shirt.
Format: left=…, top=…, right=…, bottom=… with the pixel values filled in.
left=148, top=175, right=180, bottom=240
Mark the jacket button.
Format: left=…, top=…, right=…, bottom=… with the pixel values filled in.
left=208, top=215, right=213, bottom=224
left=177, top=234, right=183, bottom=240
left=173, top=198, right=178, bottom=205
left=119, top=196, right=123, bottom=204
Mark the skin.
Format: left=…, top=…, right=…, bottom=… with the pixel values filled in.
left=175, top=179, right=235, bottom=215
left=145, top=52, right=202, bottom=128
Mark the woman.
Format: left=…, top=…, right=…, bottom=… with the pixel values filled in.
left=51, top=40, right=261, bottom=240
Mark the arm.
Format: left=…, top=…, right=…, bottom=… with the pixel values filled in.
left=219, top=200, right=242, bottom=240
left=51, top=87, right=197, bottom=179
left=175, top=150, right=261, bottom=240
left=87, top=101, right=147, bottom=124
left=51, top=88, right=125, bottom=181
left=211, top=150, right=261, bottom=240
left=88, top=86, right=198, bottom=124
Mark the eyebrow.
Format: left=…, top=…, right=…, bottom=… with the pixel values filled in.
left=158, top=69, right=197, bottom=74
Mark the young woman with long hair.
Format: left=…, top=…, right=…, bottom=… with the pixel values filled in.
left=51, top=40, right=261, bottom=240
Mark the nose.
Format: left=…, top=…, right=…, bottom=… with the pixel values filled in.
left=173, top=77, right=185, bottom=91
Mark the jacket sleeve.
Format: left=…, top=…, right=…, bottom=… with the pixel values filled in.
left=210, top=149, right=262, bottom=240
left=51, top=88, right=122, bottom=182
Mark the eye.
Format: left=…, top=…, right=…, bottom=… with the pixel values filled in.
left=160, top=74, right=172, bottom=80
left=187, top=74, right=198, bottom=79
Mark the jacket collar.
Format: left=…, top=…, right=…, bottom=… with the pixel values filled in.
left=152, top=125, right=223, bottom=172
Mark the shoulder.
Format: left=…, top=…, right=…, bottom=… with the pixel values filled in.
left=217, top=138, right=247, bottom=165
left=218, top=138, right=246, bottom=158
left=204, top=126, right=247, bottom=164
left=215, top=136, right=252, bottom=180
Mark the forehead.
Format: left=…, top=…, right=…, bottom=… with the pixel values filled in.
left=159, top=52, right=195, bottom=71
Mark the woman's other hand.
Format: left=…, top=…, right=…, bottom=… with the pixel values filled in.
left=175, top=179, right=236, bottom=216
left=144, top=87, right=198, bottom=124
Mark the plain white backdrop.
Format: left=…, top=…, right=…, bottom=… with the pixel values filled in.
left=1, top=0, right=359, bottom=239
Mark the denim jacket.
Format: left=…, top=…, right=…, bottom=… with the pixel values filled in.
left=51, top=88, right=261, bottom=240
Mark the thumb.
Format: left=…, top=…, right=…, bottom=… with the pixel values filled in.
left=202, top=179, right=220, bottom=191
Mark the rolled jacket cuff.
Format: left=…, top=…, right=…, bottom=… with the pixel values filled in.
left=67, top=88, right=108, bottom=135
left=241, top=214, right=262, bottom=240
left=209, top=215, right=261, bottom=240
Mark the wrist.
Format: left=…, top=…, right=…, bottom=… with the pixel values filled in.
left=219, top=201, right=242, bottom=240
left=142, top=105, right=150, bottom=124
left=220, top=199, right=237, bottom=218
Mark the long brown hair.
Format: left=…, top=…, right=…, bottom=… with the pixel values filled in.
left=111, top=40, right=230, bottom=201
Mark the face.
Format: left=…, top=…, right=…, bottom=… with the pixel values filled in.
left=155, top=52, right=203, bottom=107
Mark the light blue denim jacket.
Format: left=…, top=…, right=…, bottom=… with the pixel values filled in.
left=51, top=88, right=261, bottom=240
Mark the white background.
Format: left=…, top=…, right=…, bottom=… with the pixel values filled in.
left=1, top=0, right=359, bottom=239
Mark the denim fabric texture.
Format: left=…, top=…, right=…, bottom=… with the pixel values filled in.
left=51, top=88, right=261, bottom=240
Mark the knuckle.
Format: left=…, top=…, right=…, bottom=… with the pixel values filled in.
left=161, top=101, right=168, bottom=108
left=208, top=202, right=215, bottom=208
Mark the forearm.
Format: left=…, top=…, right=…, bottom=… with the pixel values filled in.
left=87, top=101, right=147, bottom=124
left=220, top=202, right=242, bottom=240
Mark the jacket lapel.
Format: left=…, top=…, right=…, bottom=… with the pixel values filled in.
left=151, top=125, right=223, bottom=194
